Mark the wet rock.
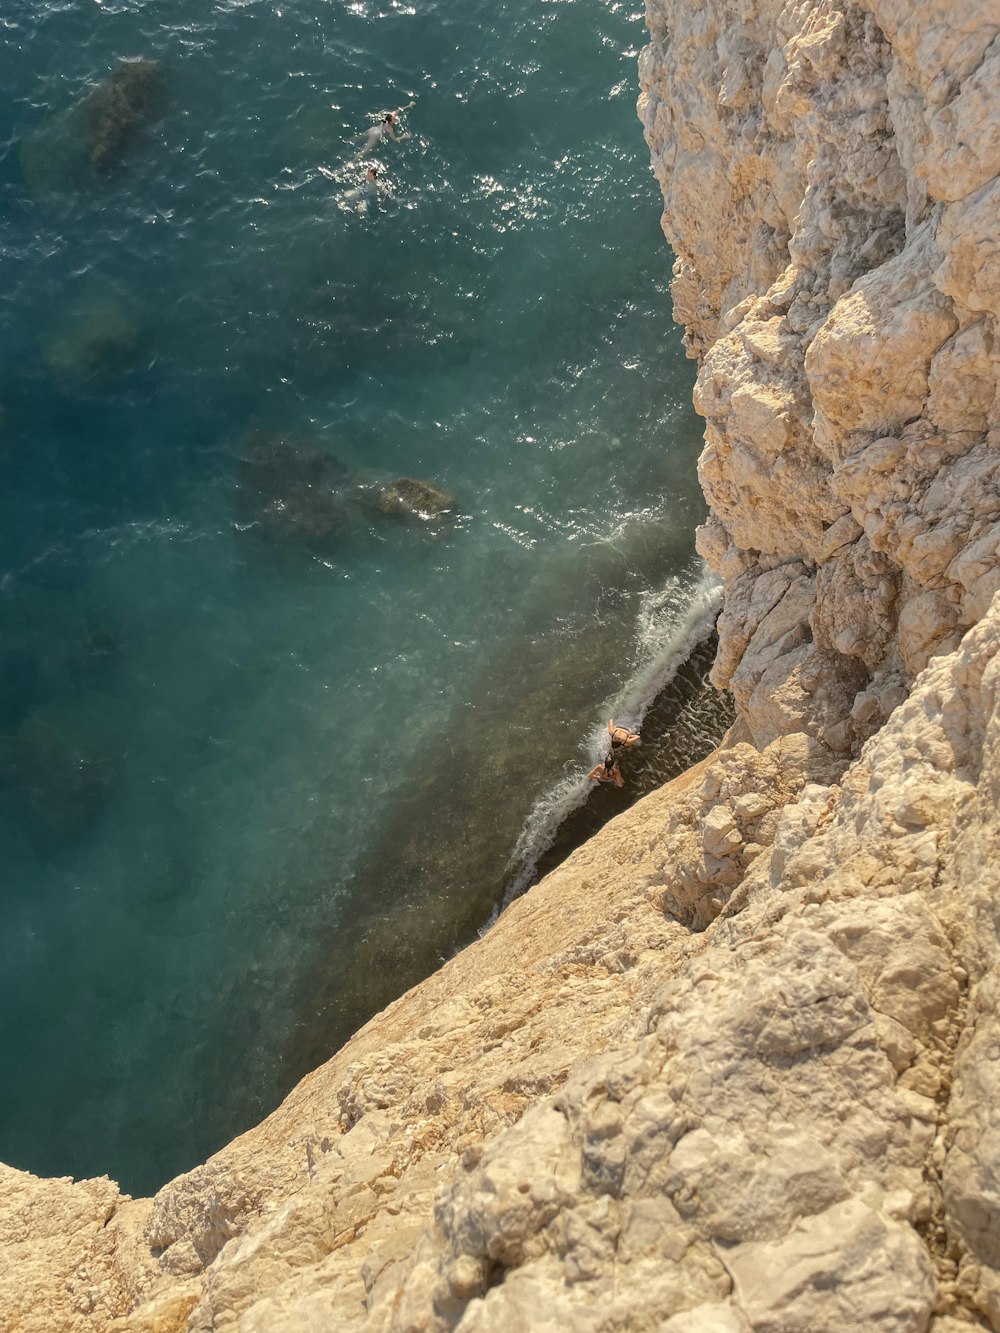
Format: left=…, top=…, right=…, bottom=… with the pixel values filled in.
left=43, top=301, right=140, bottom=384
left=360, top=477, right=457, bottom=526
left=234, top=434, right=352, bottom=555
left=82, top=58, right=164, bottom=170
left=12, top=694, right=130, bottom=849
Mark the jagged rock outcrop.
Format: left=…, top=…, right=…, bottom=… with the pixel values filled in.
left=8, top=588, right=1000, bottom=1330
left=3, top=1, right=1000, bottom=1330
left=639, top=0, right=1000, bottom=753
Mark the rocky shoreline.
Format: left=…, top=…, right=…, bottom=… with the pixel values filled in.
left=4, top=0, right=1000, bottom=1328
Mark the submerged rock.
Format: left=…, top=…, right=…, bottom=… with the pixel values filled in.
left=43, top=301, right=140, bottom=384
left=12, top=694, right=129, bottom=849
left=360, top=476, right=458, bottom=526
left=82, top=58, right=164, bottom=170
left=19, top=58, right=164, bottom=197
left=234, top=434, right=352, bottom=555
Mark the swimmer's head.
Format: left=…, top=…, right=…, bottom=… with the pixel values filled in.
left=384, top=113, right=395, bottom=124
left=367, top=167, right=378, bottom=179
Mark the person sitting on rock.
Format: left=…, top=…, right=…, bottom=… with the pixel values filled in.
left=588, top=752, right=625, bottom=789
left=608, top=719, right=641, bottom=752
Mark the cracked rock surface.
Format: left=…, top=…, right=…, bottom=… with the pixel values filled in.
left=640, top=0, right=1000, bottom=752
left=3, top=0, right=1000, bottom=1329
left=7, top=599, right=1000, bottom=1330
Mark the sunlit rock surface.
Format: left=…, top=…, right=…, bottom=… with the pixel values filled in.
left=3, top=0, right=1000, bottom=1329
left=640, top=0, right=1000, bottom=752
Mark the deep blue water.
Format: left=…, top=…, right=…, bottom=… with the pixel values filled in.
left=0, top=0, right=705, bottom=1195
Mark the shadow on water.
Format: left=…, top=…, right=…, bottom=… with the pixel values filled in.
left=272, top=547, right=731, bottom=1093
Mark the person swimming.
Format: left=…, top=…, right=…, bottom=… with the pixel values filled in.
left=588, top=752, right=625, bottom=789
left=359, top=101, right=416, bottom=157
left=337, top=164, right=382, bottom=211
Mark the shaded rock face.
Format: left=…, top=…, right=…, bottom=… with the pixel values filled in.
left=233, top=435, right=353, bottom=556
left=83, top=58, right=164, bottom=170
left=639, top=0, right=1000, bottom=753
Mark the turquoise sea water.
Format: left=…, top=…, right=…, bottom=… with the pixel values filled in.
left=0, top=0, right=708, bottom=1194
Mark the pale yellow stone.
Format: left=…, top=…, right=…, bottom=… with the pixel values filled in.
left=5, top=2, right=1000, bottom=1330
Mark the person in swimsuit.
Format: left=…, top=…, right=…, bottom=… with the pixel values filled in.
left=608, top=719, right=641, bottom=752
left=588, top=753, right=625, bottom=789
left=359, top=101, right=416, bottom=156
left=365, top=166, right=379, bottom=198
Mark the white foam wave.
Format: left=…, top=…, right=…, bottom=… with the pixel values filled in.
left=492, top=563, right=722, bottom=917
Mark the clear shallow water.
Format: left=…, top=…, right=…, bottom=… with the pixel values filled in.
left=0, top=0, right=707, bottom=1194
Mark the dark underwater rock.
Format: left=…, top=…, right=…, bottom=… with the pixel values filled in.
left=13, top=695, right=129, bottom=849
left=234, top=434, right=352, bottom=555
left=83, top=58, right=164, bottom=170
left=360, top=476, right=457, bottom=526
left=19, top=56, right=163, bottom=199
left=43, top=301, right=140, bottom=384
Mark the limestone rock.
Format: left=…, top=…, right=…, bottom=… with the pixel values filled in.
left=640, top=0, right=1000, bottom=751
left=0, top=1165, right=130, bottom=1331
left=9, top=591, right=1000, bottom=1333
left=6, top=3, right=1000, bottom=1332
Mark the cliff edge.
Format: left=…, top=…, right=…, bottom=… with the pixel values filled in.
left=3, top=0, right=1000, bottom=1329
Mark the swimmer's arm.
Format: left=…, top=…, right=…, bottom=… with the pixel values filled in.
left=587, top=765, right=604, bottom=782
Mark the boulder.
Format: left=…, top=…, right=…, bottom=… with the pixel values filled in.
left=360, top=477, right=457, bottom=526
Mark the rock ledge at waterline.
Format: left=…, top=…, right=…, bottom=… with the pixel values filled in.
left=3, top=0, right=1000, bottom=1328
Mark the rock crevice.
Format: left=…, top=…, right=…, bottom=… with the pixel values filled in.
left=3, top=1, right=1000, bottom=1330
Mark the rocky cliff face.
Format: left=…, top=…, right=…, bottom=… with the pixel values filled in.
left=4, top=2, right=1000, bottom=1330
left=641, top=0, right=1000, bottom=755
